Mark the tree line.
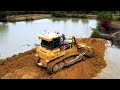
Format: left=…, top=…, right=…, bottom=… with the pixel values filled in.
left=0, top=11, right=120, bottom=22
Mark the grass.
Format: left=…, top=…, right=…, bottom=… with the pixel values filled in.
left=112, top=15, right=120, bottom=20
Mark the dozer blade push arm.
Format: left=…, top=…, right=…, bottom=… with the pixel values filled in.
left=65, top=52, right=87, bottom=66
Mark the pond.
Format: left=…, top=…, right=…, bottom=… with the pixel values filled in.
left=0, top=18, right=97, bottom=59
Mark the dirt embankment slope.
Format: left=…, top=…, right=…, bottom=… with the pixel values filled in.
left=0, top=38, right=106, bottom=79
left=6, top=14, right=51, bottom=22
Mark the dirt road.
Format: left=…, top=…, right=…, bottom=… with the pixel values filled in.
left=0, top=38, right=106, bottom=79
left=94, top=43, right=120, bottom=79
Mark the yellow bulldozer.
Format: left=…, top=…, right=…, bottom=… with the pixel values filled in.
left=35, top=32, right=93, bottom=72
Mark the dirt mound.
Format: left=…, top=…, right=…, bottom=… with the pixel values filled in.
left=2, top=67, right=39, bottom=79
left=46, top=38, right=106, bottom=79
left=0, top=38, right=106, bottom=79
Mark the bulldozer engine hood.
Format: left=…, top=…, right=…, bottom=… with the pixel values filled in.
left=36, top=46, right=64, bottom=62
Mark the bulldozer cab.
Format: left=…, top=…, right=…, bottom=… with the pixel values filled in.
left=41, top=37, right=61, bottom=50
left=38, top=33, right=62, bottom=50
left=38, top=33, right=73, bottom=51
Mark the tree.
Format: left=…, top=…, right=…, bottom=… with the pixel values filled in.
left=0, top=11, right=7, bottom=22
left=97, top=11, right=112, bottom=34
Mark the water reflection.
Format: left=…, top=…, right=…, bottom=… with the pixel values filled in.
left=0, top=22, right=8, bottom=31
left=25, top=20, right=34, bottom=24
left=0, top=23, right=8, bottom=36
left=50, top=18, right=68, bottom=23
left=71, top=18, right=79, bottom=22
left=81, top=19, right=89, bottom=24
left=11, top=22, right=16, bottom=25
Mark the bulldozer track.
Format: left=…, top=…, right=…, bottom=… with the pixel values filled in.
left=47, top=52, right=89, bottom=72
left=47, top=53, right=79, bottom=72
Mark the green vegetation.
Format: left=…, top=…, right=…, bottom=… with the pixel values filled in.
left=1, top=11, right=120, bottom=22
left=0, top=11, right=7, bottom=22
left=81, top=19, right=89, bottom=24
left=91, top=23, right=101, bottom=38
left=113, top=15, right=120, bottom=20
left=80, top=13, right=87, bottom=18
left=91, top=11, right=113, bottom=38
left=0, top=11, right=99, bottom=22
left=51, top=11, right=88, bottom=18
left=97, top=11, right=112, bottom=20
left=51, top=11, right=66, bottom=17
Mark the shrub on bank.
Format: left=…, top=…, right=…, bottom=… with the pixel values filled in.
left=91, top=23, right=101, bottom=38
left=0, top=11, right=7, bottom=22
left=51, top=11, right=66, bottom=17
left=113, top=15, right=120, bottom=21
left=97, top=11, right=112, bottom=20
left=91, top=11, right=113, bottom=37
left=80, top=13, right=87, bottom=18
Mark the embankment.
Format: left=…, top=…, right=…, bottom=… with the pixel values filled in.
left=0, top=38, right=106, bottom=79
left=6, top=14, right=51, bottom=22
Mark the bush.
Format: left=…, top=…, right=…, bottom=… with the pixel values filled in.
left=96, top=11, right=113, bottom=34
left=80, top=13, right=87, bottom=18
left=113, top=16, right=120, bottom=20
left=97, top=11, right=112, bottom=20
left=0, top=11, right=7, bottom=22
left=51, top=11, right=66, bottom=17
left=99, top=18, right=112, bottom=33
left=0, top=11, right=7, bottom=18
left=91, top=23, right=101, bottom=38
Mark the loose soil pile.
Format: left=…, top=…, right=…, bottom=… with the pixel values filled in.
left=0, top=38, right=106, bottom=79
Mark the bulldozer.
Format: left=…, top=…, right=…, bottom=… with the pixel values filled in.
left=35, top=32, right=93, bottom=72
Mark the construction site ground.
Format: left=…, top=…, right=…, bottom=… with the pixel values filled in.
left=0, top=38, right=107, bottom=79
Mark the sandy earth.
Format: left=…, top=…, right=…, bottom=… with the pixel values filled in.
left=1, top=38, right=120, bottom=79
left=0, top=38, right=106, bottom=79
left=6, top=14, right=51, bottom=22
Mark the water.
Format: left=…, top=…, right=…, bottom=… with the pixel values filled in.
left=0, top=18, right=97, bottom=59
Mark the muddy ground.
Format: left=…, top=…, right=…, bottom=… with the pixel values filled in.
left=6, top=14, right=51, bottom=22
left=0, top=38, right=106, bottom=79
left=111, top=20, right=120, bottom=28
